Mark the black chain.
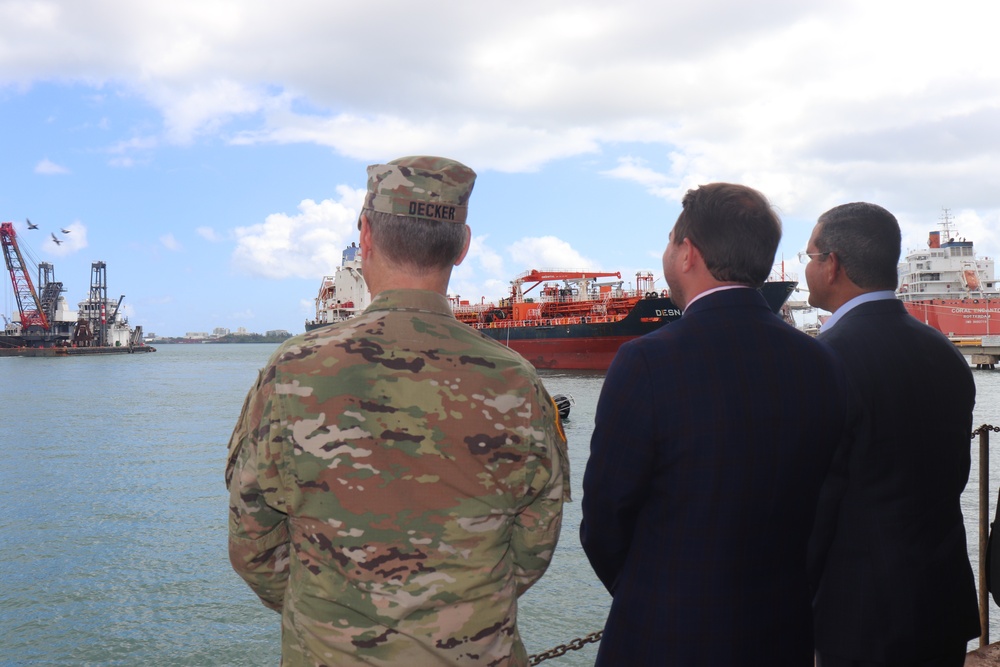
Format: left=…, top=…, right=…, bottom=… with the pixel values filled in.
left=528, top=630, right=603, bottom=665
left=972, top=424, right=1000, bottom=437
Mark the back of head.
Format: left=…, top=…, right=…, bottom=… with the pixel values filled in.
left=673, top=183, right=782, bottom=288
left=361, top=156, right=476, bottom=272
left=815, top=202, right=901, bottom=290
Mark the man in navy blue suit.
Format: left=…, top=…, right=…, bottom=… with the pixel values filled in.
left=581, top=183, right=850, bottom=665
left=805, top=202, right=979, bottom=667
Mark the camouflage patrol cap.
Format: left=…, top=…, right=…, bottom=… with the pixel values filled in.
left=362, top=156, right=476, bottom=224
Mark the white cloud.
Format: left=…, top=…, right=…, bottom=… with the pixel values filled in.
left=196, top=226, right=222, bottom=242
left=160, top=233, right=182, bottom=251
left=450, top=234, right=508, bottom=301
left=35, top=159, right=69, bottom=175
left=45, top=221, right=87, bottom=257
left=106, top=136, right=158, bottom=168
left=231, top=185, right=366, bottom=279
left=150, top=79, right=266, bottom=144
left=4, top=0, right=1000, bottom=256
left=506, top=236, right=596, bottom=271
left=231, top=113, right=602, bottom=173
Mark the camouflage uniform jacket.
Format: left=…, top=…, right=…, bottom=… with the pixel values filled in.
left=226, top=289, right=569, bottom=667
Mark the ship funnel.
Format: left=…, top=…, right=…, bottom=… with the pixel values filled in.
left=928, top=231, right=940, bottom=249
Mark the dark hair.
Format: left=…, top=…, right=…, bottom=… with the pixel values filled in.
left=366, top=209, right=468, bottom=271
left=672, top=183, right=781, bottom=287
left=815, top=202, right=900, bottom=290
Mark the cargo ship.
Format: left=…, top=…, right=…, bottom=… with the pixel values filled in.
left=306, top=245, right=797, bottom=370
left=896, top=209, right=1000, bottom=338
left=1, top=221, right=155, bottom=357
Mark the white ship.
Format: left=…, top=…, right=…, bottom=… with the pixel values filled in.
left=305, top=243, right=370, bottom=331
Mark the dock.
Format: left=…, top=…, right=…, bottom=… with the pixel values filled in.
left=953, top=337, right=1000, bottom=368
left=0, top=345, right=156, bottom=357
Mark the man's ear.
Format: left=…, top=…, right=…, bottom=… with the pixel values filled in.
left=359, top=214, right=372, bottom=261
left=824, top=252, right=842, bottom=285
left=454, top=226, right=471, bottom=267
left=680, top=237, right=700, bottom=273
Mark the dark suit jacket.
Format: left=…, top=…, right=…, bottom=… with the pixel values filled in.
left=580, top=288, right=849, bottom=666
left=810, top=298, right=979, bottom=661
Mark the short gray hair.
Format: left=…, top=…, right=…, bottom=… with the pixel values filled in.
left=815, top=203, right=900, bottom=290
left=365, top=209, right=469, bottom=272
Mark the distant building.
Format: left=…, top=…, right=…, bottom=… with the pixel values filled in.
left=235, top=327, right=249, bottom=335
left=213, top=327, right=231, bottom=337
left=266, top=329, right=291, bottom=338
left=185, top=332, right=209, bottom=340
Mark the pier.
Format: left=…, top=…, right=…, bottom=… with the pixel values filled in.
left=953, top=337, right=1000, bottom=369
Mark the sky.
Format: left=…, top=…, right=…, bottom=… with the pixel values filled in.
left=3, top=0, right=1000, bottom=336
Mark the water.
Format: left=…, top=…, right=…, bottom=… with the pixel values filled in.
left=1, top=344, right=999, bottom=665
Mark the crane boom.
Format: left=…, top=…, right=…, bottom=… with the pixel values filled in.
left=515, top=269, right=622, bottom=284
left=511, top=269, right=624, bottom=298
left=0, top=222, right=50, bottom=330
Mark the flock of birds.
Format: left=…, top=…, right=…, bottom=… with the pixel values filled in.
left=25, top=218, right=70, bottom=245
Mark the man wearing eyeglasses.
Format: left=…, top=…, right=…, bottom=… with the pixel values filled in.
left=803, top=203, right=979, bottom=667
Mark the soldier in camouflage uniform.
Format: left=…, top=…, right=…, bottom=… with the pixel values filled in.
left=226, top=156, right=570, bottom=667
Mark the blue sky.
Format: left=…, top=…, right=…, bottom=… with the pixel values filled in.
left=3, top=0, right=1000, bottom=336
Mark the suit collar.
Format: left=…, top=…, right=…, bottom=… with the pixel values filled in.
left=684, top=284, right=750, bottom=309
left=820, top=290, right=897, bottom=333
left=817, top=298, right=907, bottom=338
left=682, top=285, right=768, bottom=316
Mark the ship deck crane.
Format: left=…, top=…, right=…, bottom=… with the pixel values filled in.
left=1, top=222, right=50, bottom=331
left=512, top=269, right=623, bottom=299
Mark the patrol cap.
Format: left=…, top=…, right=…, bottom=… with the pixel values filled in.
left=361, top=156, right=476, bottom=225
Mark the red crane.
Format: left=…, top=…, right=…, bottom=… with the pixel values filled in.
left=1, top=222, right=50, bottom=330
left=513, top=269, right=622, bottom=296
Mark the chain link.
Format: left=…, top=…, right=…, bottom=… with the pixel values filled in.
left=973, top=424, right=1000, bottom=437
left=527, top=630, right=603, bottom=665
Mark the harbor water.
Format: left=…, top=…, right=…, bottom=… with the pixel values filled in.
left=2, top=343, right=1000, bottom=665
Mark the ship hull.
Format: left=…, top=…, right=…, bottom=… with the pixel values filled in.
left=481, top=333, right=639, bottom=370
left=477, top=282, right=797, bottom=370
left=902, top=299, right=1000, bottom=337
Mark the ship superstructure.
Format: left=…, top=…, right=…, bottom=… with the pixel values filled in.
left=305, top=243, right=370, bottom=330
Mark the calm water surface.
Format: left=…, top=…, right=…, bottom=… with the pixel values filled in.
left=2, top=343, right=999, bottom=665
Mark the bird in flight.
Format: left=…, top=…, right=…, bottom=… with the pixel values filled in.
left=61, top=228, right=71, bottom=234
left=27, top=218, right=38, bottom=230
left=51, top=233, right=63, bottom=245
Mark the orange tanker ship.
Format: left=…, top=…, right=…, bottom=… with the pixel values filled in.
left=307, top=246, right=798, bottom=371
left=449, top=268, right=796, bottom=370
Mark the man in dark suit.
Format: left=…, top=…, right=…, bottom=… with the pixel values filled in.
left=580, top=183, right=849, bottom=665
left=805, top=202, right=979, bottom=667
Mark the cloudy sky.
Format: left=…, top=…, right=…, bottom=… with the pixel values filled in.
left=2, top=0, right=999, bottom=336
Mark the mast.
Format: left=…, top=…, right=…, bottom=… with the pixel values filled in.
left=89, top=261, right=108, bottom=347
